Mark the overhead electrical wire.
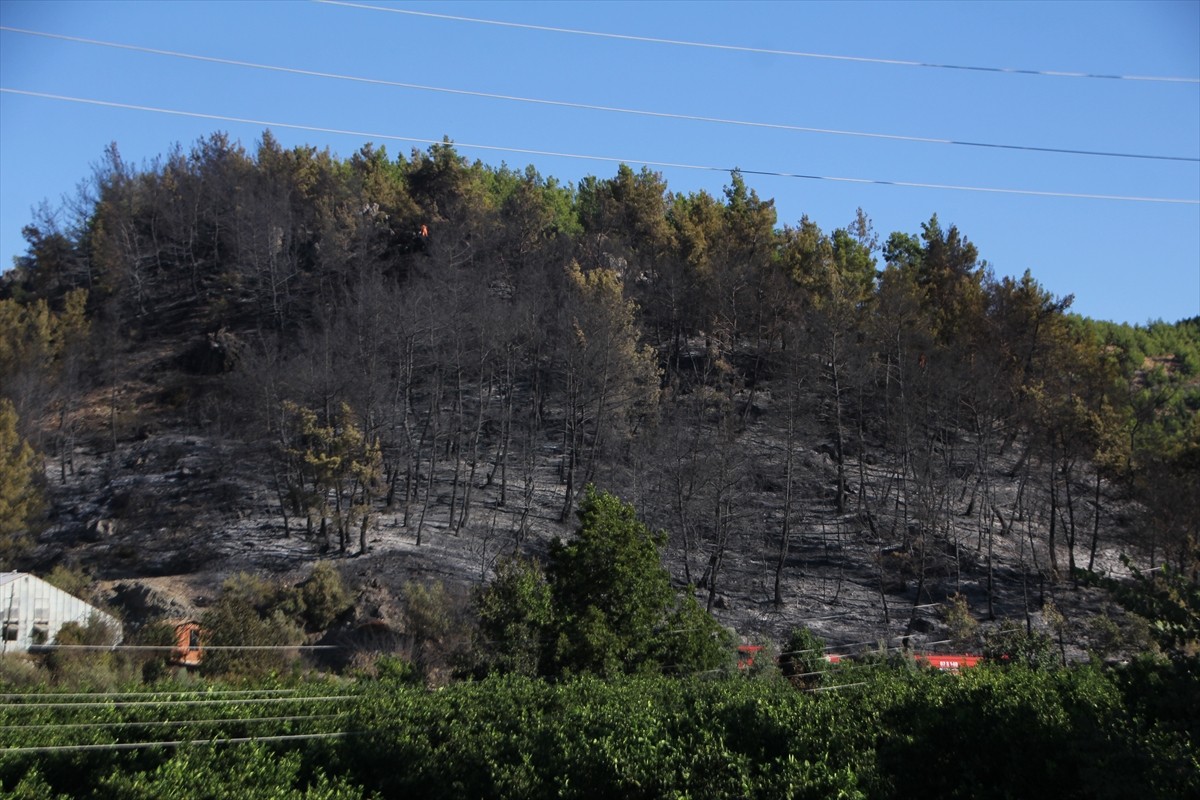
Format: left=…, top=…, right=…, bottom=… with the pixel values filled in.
left=0, top=714, right=342, bottom=732
left=0, top=688, right=333, bottom=700
left=0, top=695, right=355, bottom=710
left=28, top=642, right=342, bottom=651
left=0, top=730, right=356, bottom=754
left=314, top=0, right=1200, bottom=85
left=2, top=88, right=1195, bottom=205
left=2, top=26, right=1194, bottom=164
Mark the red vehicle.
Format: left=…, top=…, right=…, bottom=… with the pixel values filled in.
left=824, top=652, right=982, bottom=671
left=743, top=646, right=983, bottom=673
left=914, top=654, right=982, bottom=672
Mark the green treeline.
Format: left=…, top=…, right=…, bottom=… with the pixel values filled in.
left=1, top=131, right=1196, bottom=615
left=1, top=661, right=1196, bottom=799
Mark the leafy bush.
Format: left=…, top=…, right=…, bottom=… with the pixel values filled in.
left=127, top=620, right=181, bottom=683
left=0, top=654, right=43, bottom=689
left=45, top=613, right=129, bottom=687
left=982, top=620, right=1059, bottom=670
left=942, top=592, right=979, bottom=649
left=199, top=573, right=303, bottom=678
left=297, top=562, right=351, bottom=631
left=1114, top=560, right=1200, bottom=657
left=43, top=564, right=91, bottom=599
left=779, top=626, right=827, bottom=688
left=473, top=556, right=553, bottom=677
left=1087, top=611, right=1125, bottom=661
left=402, top=581, right=471, bottom=683
left=372, top=654, right=422, bottom=686
left=96, top=743, right=367, bottom=800
left=652, top=591, right=736, bottom=676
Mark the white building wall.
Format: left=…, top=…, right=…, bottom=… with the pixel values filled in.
left=0, top=572, right=123, bottom=654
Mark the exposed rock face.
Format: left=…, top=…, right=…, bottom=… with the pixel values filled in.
left=83, top=518, right=117, bottom=542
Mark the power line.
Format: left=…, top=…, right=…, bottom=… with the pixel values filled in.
left=779, top=637, right=954, bottom=660
left=2, top=26, right=1193, bottom=163
left=0, top=714, right=341, bottom=732
left=809, top=682, right=867, bottom=692
left=3, top=88, right=1196, bottom=206
left=25, top=643, right=342, bottom=651
left=315, top=1, right=1200, bottom=85
left=0, top=730, right=356, bottom=754
left=0, top=695, right=356, bottom=710
left=0, top=688, right=333, bottom=700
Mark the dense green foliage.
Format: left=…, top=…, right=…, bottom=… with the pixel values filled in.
left=198, top=573, right=305, bottom=678
left=474, top=557, right=554, bottom=677
left=2, top=661, right=1195, bottom=799
left=0, top=679, right=361, bottom=799
left=981, top=620, right=1061, bottom=670
left=1105, top=557, right=1200, bottom=657
left=778, top=627, right=828, bottom=688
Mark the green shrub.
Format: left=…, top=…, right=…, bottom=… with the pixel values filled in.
left=199, top=573, right=303, bottom=678
left=127, top=620, right=181, bottom=683
left=0, top=653, right=44, bottom=688
left=43, top=564, right=91, bottom=599
left=403, top=581, right=471, bottom=683
left=651, top=591, right=736, bottom=676
left=982, top=620, right=1059, bottom=670
left=373, top=654, right=422, bottom=686
left=97, top=742, right=368, bottom=799
left=473, top=556, right=553, bottom=677
left=298, top=561, right=351, bottom=631
left=779, top=626, right=827, bottom=688
left=1087, top=611, right=1125, bottom=661
left=45, top=612, right=129, bottom=687
left=942, top=592, right=979, bottom=649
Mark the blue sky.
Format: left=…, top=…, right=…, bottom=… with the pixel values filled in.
left=1, top=0, right=1197, bottom=324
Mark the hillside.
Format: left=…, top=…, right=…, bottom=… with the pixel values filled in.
left=2, top=134, right=1197, bottom=671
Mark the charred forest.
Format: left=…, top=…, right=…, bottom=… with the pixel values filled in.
left=2, top=132, right=1198, bottom=660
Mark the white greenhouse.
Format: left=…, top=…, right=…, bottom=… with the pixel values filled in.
left=0, top=572, right=123, bottom=653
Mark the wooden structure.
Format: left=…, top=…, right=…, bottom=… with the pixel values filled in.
left=171, top=620, right=203, bottom=667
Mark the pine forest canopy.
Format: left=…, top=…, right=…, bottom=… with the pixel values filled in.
left=1, top=132, right=1197, bottom=643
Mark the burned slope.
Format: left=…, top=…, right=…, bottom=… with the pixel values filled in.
left=4, top=136, right=1190, bottom=662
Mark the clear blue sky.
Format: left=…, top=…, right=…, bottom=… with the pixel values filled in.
left=2, top=0, right=1197, bottom=324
